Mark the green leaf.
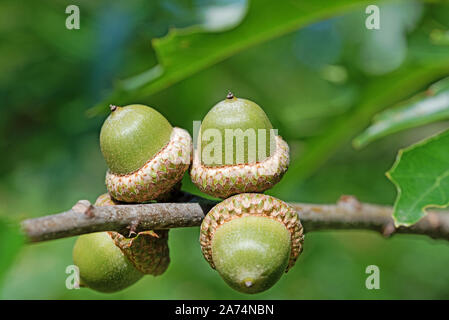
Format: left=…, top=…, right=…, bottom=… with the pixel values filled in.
left=353, top=77, right=449, bottom=149
left=0, top=218, right=24, bottom=289
left=387, top=129, right=449, bottom=226
left=88, top=0, right=388, bottom=116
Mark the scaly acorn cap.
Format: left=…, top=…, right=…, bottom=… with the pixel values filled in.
left=200, top=193, right=304, bottom=294
left=190, top=93, right=289, bottom=199
left=191, top=135, right=289, bottom=199
left=96, top=193, right=170, bottom=276
left=105, top=127, right=192, bottom=203
left=108, top=230, right=170, bottom=276
left=101, top=104, right=192, bottom=203
left=94, top=192, right=118, bottom=206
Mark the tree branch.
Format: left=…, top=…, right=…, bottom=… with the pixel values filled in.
left=21, top=193, right=449, bottom=243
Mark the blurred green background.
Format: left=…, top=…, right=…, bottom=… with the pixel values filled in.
left=1, top=0, right=449, bottom=299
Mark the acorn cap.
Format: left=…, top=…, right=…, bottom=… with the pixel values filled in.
left=191, top=135, right=289, bottom=199
left=106, top=127, right=192, bottom=203
left=108, top=230, right=170, bottom=276
left=95, top=193, right=170, bottom=276
left=200, top=193, right=304, bottom=272
left=94, top=192, right=118, bottom=206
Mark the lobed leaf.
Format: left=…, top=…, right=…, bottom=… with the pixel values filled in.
left=387, top=129, right=449, bottom=226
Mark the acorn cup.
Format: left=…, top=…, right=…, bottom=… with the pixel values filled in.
left=101, top=104, right=192, bottom=203
left=200, top=193, right=304, bottom=294
left=72, top=194, right=170, bottom=293
left=191, top=93, right=289, bottom=199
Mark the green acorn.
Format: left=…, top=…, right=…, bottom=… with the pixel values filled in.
left=191, top=93, right=289, bottom=199
left=72, top=194, right=170, bottom=293
left=72, top=232, right=144, bottom=293
left=101, top=104, right=191, bottom=203
left=200, top=193, right=304, bottom=294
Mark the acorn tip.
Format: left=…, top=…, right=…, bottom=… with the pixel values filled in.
left=226, top=91, right=234, bottom=100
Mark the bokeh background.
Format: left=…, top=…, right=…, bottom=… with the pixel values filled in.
left=1, top=0, right=449, bottom=299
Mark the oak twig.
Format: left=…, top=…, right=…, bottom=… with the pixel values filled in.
left=21, top=193, right=449, bottom=243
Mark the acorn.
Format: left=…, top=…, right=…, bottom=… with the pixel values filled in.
left=200, top=193, right=304, bottom=294
left=190, top=93, right=289, bottom=199
left=72, top=194, right=170, bottom=293
left=101, top=104, right=192, bottom=203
